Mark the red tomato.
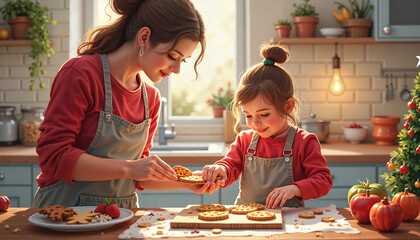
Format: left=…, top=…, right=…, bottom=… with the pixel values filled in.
left=0, top=195, right=10, bottom=211
left=350, top=190, right=382, bottom=223
left=369, top=197, right=402, bottom=232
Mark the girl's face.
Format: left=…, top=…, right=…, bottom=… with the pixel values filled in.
left=241, top=95, right=293, bottom=138
left=141, top=37, right=198, bottom=83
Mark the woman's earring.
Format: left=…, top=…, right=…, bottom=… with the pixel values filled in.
left=139, top=43, right=144, bottom=57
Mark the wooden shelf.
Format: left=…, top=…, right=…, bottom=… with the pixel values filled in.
left=273, top=37, right=420, bottom=44
left=273, top=37, right=377, bottom=44
left=0, top=39, right=32, bottom=46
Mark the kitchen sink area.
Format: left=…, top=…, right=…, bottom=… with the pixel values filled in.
left=150, top=142, right=225, bottom=155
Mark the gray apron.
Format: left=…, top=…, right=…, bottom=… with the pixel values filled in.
left=33, top=54, right=151, bottom=208
left=235, top=127, right=304, bottom=208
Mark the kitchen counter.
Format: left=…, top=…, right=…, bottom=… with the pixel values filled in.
left=0, top=142, right=397, bottom=164
left=1, top=207, right=419, bottom=239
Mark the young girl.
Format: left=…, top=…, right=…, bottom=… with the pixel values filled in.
left=33, top=0, right=212, bottom=208
left=201, top=42, right=332, bottom=208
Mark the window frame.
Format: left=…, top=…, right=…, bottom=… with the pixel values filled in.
left=70, top=0, right=247, bottom=128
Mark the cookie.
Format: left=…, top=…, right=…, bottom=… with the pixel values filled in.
left=241, top=203, right=265, bottom=210
left=196, top=204, right=226, bottom=212
left=39, top=205, right=74, bottom=223
left=178, top=175, right=206, bottom=184
left=212, top=228, right=223, bottom=234
left=312, top=209, right=323, bottom=215
left=138, top=222, right=152, bottom=228
left=173, top=165, right=193, bottom=177
left=321, top=217, right=336, bottom=222
left=198, top=211, right=229, bottom=221
left=298, top=212, right=315, bottom=219
left=66, top=210, right=100, bottom=224
left=229, top=205, right=258, bottom=214
left=246, top=211, right=276, bottom=221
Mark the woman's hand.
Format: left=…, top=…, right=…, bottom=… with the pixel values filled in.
left=201, top=164, right=227, bottom=186
left=266, top=185, right=302, bottom=209
left=129, top=155, right=178, bottom=182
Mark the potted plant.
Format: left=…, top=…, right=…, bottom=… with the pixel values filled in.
left=0, top=0, right=56, bottom=90
left=290, top=0, right=319, bottom=38
left=206, top=82, right=234, bottom=118
left=335, top=0, right=374, bottom=37
left=275, top=19, right=292, bottom=39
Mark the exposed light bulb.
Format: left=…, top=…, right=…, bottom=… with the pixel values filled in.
left=328, top=43, right=345, bottom=96
left=329, top=67, right=345, bottom=95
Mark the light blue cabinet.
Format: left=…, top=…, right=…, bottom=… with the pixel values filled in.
left=305, top=163, right=388, bottom=208
left=374, top=0, right=420, bottom=41
left=0, top=164, right=40, bottom=207
left=1, top=162, right=390, bottom=208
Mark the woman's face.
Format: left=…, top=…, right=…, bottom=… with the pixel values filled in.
left=141, top=37, right=198, bottom=83
left=241, top=95, right=291, bottom=138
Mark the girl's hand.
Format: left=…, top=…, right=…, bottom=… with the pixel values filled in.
left=187, top=182, right=220, bottom=194
left=202, top=165, right=227, bottom=186
left=266, top=185, right=302, bottom=209
left=129, top=155, right=178, bottom=182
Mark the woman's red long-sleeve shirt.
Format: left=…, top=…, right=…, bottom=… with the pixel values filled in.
left=36, top=53, right=161, bottom=188
left=215, top=128, right=333, bottom=201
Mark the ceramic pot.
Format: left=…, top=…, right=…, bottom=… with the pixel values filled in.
left=8, top=16, right=31, bottom=40
left=371, top=116, right=400, bottom=145
left=223, top=110, right=236, bottom=143
left=212, top=106, right=225, bottom=118
left=341, top=18, right=372, bottom=38
left=275, top=25, right=292, bottom=38
left=292, top=16, right=319, bottom=38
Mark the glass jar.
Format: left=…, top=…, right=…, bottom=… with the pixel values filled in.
left=19, top=107, right=45, bottom=146
left=0, top=106, right=19, bottom=146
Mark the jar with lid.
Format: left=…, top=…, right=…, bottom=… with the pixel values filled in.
left=0, top=106, right=19, bottom=146
left=19, top=107, right=45, bottom=146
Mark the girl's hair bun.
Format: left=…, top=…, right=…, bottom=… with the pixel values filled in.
left=260, top=41, right=290, bottom=64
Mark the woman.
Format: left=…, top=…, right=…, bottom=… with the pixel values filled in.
left=33, top=0, right=213, bottom=208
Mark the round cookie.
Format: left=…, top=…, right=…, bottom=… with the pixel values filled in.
left=229, top=205, right=258, bottom=214
left=321, top=217, right=336, bottom=222
left=198, top=211, right=229, bottom=221
left=241, top=203, right=265, bottom=210
left=246, top=211, right=276, bottom=221
left=298, top=212, right=315, bottom=219
left=196, top=204, right=226, bottom=212
left=172, top=165, right=193, bottom=177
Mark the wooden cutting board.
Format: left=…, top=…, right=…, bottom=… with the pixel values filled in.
left=170, top=205, right=283, bottom=229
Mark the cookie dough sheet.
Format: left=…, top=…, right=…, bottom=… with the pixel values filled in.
left=118, top=204, right=360, bottom=239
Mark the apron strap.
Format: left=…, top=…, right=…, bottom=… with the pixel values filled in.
left=99, top=54, right=113, bottom=121
left=283, top=126, right=297, bottom=157
left=140, top=79, right=150, bottom=119
left=246, top=132, right=260, bottom=155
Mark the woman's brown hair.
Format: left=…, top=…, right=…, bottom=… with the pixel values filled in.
left=232, top=41, right=299, bottom=133
left=77, top=0, right=206, bottom=78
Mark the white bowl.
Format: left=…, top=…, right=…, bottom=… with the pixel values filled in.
left=319, top=28, right=345, bottom=38
left=343, top=127, right=368, bottom=144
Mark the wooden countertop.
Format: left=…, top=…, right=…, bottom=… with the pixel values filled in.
left=1, top=207, right=419, bottom=239
left=0, top=142, right=397, bottom=164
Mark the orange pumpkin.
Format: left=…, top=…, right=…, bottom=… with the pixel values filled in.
left=392, top=188, right=420, bottom=221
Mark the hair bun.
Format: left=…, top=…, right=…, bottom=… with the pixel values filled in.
left=260, top=41, right=289, bottom=64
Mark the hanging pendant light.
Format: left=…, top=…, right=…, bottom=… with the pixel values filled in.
left=328, top=42, right=345, bottom=96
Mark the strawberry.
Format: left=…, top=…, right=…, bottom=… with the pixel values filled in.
left=105, top=203, right=120, bottom=218
left=94, top=202, right=106, bottom=214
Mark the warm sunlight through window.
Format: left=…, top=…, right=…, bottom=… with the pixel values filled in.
left=96, top=0, right=236, bottom=118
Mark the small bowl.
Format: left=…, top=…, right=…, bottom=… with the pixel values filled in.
left=319, top=28, right=345, bottom=38
left=343, top=126, right=368, bottom=144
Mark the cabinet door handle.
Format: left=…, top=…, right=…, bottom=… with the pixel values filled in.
left=0, top=174, right=4, bottom=180
left=383, top=25, right=392, bottom=34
